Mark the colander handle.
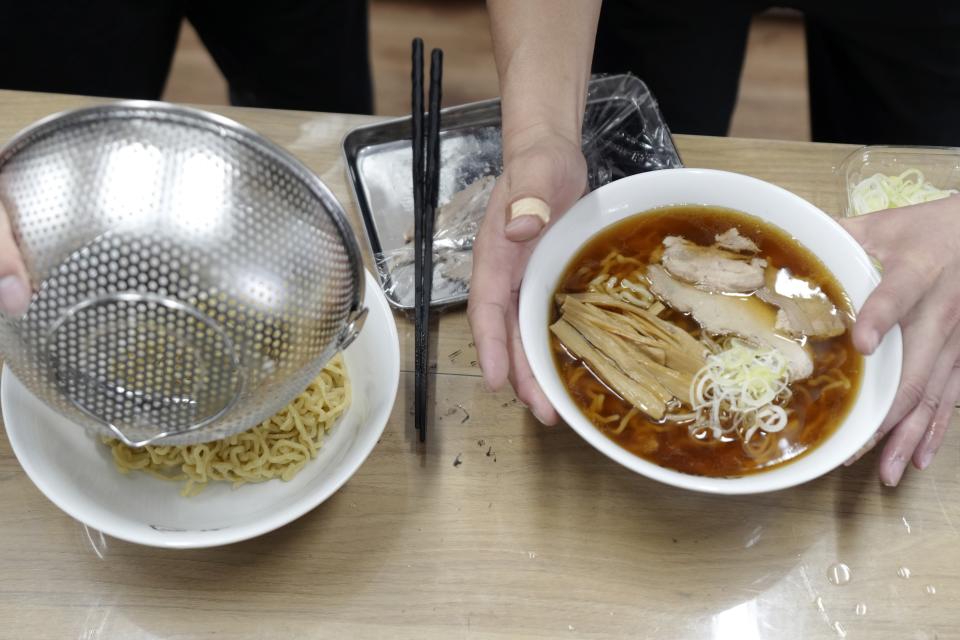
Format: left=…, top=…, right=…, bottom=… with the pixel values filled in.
left=336, top=307, right=368, bottom=351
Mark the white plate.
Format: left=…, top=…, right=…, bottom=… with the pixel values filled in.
left=519, top=168, right=903, bottom=494
left=1, top=270, right=399, bottom=548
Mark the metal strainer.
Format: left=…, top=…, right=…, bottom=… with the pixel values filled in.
left=0, top=102, right=367, bottom=447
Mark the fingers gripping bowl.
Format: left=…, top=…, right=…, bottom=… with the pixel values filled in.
left=518, top=169, right=902, bottom=494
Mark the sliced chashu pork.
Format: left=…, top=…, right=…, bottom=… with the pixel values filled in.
left=403, top=175, right=495, bottom=243
left=661, top=236, right=766, bottom=293
left=714, top=228, right=759, bottom=254
left=436, top=175, right=495, bottom=231
left=645, top=265, right=813, bottom=379
left=756, top=287, right=846, bottom=339
left=755, top=269, right=846, bottom=339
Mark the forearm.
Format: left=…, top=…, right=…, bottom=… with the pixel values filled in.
left=487, top=0, right=601, bottom=158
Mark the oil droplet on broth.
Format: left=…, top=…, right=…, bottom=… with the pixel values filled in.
left=855, top=603, right=867, bottom=616
left=827, top=563, right=851, bottom=585
left=925, top=585, right=936, bottom=595
left=898, top=567, right=912, bottom=579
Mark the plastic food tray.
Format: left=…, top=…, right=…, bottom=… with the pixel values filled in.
left=837, top=145, right=960, bottom=217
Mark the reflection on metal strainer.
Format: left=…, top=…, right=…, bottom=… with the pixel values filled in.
left=0, top=102, right=366, bottom=446
left=48, top=293, right=244, bottom=446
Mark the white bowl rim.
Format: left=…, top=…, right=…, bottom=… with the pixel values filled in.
left=1, top=270, right=400, bottom=547
left=518, top=167, right=903, bottom=495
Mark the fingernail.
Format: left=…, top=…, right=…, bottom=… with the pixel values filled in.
left=505, top=214, right=544, bottom=238
left=863, top=329, right=879, bottom=354
left=0, top=275, right=30, bottom=316
left=531, top=407, right=550, bottom=426
left=918, top=449, right=936, bottom=470
left=509, top=197, right=551, bottom=224
left=884, top=456, right=908, bottom=487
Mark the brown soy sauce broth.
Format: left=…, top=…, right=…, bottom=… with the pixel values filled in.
left=551, top=205, right=863, bottom=477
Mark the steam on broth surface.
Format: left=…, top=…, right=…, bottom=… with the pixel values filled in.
left=550, top=205, right=863, bottom=477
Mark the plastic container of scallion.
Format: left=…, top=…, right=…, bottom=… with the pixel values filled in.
left=837, top=145, right=960, bottom=218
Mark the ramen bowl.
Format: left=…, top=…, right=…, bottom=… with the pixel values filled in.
left=518, top=168, right=902, bottom=494
left=2, top=270, right=399, bottom=548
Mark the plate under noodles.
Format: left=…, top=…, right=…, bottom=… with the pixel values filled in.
left=103, top=354, right=350, bottom=496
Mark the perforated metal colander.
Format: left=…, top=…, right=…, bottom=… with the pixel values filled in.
left=0, top=102, right=366, bottom=447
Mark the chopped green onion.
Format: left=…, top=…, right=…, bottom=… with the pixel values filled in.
left=850, top=169, right=957, bottom=216
left=689, top=339, right=791, bottom=444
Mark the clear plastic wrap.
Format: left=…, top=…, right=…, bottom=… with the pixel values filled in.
left=343, top=73, right=683, bottom=310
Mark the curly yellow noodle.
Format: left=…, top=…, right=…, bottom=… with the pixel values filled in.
left=103, top=354, right=350, bottom=496
left=612, top=407, right=639, bottom=435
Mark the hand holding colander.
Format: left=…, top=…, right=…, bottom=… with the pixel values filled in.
left=0, top=102, right=367, bottom=447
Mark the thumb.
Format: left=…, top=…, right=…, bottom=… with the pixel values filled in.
left=836, top=215, right=867, bottom=244
left=501, top=141, right=588, bottom=243
left=504, top=196, right=551, bottom=242
left=0, top=203, right=31, bottom=317
left=836, top=212, right=887, bottom=260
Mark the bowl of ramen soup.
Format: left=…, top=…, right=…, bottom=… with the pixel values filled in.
left=518, top=168, right=902, bottom=494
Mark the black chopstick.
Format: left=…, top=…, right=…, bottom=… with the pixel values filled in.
left=412, top=39, right=426, bottom=443
left=413, top=40, right=443, bottom=443
left=420, top=49, right=443, bottom=443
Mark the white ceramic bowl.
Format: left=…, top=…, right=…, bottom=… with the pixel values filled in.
left=519, top=168, right=902, bottom=494
left=1, top=270, right=399, bottom=548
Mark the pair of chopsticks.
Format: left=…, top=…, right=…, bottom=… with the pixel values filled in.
left=412, top=38, right=443, bottom=443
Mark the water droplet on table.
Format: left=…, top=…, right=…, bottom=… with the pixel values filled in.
left=925, top=584, right=937, bottom=595
left=827, top=563, right=851, bottom=585
left=528, top=551, right=536, bottom=559
left=744, top=525, right=763, bottom=548
left=902, top=516, right=912, bottom=534
left=898, top=567, right=912, bottom=579
left=855, top=603, right=867, bottom=616
left=833, top=621, right=847, bottom=638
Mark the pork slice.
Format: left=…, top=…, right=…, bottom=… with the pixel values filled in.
left=435, top=175, right=496, bottom=231
left=714, top=228, right=759, bottom=253
left=661, top=236, right=766, bottom=293
left=645, top=265, right=813, bottom=379
left=438, top=250, right=473, bottom=283
left=403, top=176, right=496, bottom=243
left=756, top=287, right=846, bottom=339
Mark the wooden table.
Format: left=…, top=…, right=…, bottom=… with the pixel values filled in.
left=0, top=90, right=957, bottom=640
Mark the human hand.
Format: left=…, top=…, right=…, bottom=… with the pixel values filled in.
left=0, top=202, right=30, bottom=317
left=467, top=127, right=587, bottom=424
left=840, top=195, right=960, bottom=485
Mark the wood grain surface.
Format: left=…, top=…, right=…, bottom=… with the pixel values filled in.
left=0, top=90, right=955, bottom=640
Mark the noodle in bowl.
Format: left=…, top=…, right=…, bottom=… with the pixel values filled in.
left=103, top=354, right=352, bottom=496
left=519, top=169, right=903, bottom=494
